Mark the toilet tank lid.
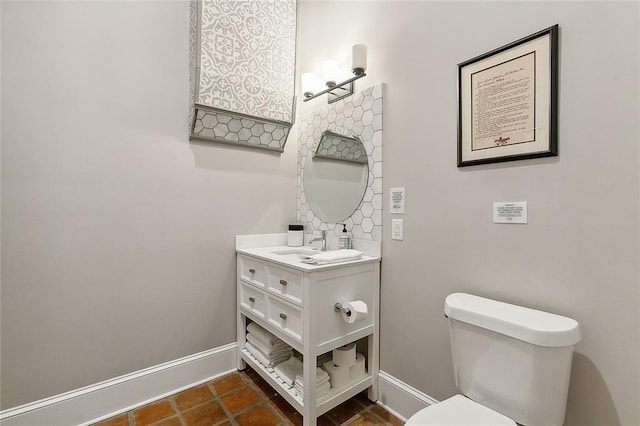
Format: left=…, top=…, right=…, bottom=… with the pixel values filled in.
left=444, top=293, right=581, bottom=347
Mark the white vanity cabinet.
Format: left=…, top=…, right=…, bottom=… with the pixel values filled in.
left=236, top=244, right=380, bottom=426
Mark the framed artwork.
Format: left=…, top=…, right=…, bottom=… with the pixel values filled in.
left=458, top=25, right=558, bottom=167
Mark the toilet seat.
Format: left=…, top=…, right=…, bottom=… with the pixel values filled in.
left=405, top=394, right=516, bottom=425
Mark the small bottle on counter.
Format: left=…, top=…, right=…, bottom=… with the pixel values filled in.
left=338, top=224, right=351, bottom=249
left=287, top=224, right=304, bottom=247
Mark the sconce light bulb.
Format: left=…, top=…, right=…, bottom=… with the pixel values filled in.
left=301, top=72, right=315, bottom=96
left=323, top=60, right=338, bottom=88
left=352, top=44, right=367, bottom=75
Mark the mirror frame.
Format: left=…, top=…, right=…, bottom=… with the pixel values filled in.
left=297, top=84, right=383, bottom=241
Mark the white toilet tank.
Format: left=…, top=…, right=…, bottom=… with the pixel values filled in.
left=445, top=293, right=581, bottom=426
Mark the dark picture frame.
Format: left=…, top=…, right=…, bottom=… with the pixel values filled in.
left=457, top=25, right=559, bottom=167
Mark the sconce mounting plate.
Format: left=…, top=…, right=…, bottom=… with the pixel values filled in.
left=303, top=72, right=366, bottom=104
left=328, top=81, right=354, bottom=104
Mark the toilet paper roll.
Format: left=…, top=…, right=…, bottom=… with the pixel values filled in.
left=332, top=342, right=356, bottom=367
left=349, top=353, right=366, bottom=379
left=324, top=361, right=350, bottom=389
left=341, top=300, right=368, bottom=324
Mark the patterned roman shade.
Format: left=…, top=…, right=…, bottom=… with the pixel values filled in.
left=189, top=0, right=297, bottom=152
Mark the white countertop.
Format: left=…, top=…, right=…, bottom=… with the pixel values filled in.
left=236, top=245, right=380, bottom=272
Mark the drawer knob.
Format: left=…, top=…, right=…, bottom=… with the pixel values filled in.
left=279, top=313, right=287, bottom=320
left=249, top=297, right=255, bottom=303
left=279, top=279, right=287, bottom=286
left=249, top=268, right=256, bottom=274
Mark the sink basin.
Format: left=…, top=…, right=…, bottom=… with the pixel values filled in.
left=271, top=247, right=320, bottom=256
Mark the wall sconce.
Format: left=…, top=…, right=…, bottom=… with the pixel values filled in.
left=302, top=44, right=367, bottom=104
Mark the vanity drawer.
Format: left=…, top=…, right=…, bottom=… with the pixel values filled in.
left=239, top=282, right=267, bottom=319
left=267, top=295, right=303, bottom=343
left=239, top=256, right=268, bottom=288
left=268, top=264, right=303, bottom=306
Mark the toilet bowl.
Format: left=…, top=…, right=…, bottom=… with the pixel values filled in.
left=406, top=293, right=581, bottom=426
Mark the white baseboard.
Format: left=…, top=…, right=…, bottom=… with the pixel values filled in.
left=377, top=370, right=439, bottom=422
left=0, top=343, right=237, bottom=426
left=1, top=349, right=437, bottom=425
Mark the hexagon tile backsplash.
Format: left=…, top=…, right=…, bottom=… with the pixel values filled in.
left=297, top=84, right=383, bottom=241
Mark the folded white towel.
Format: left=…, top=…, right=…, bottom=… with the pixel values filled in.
left=294, top=368, right=329, bottom=386
left=318, top=385, right=330, bottom=398
left=274, top=356, right=303, bottom=388
left=245, top=342, right=291, bottom=367
left=301, top=249, right=363, bottom=265
left=246, top=333, right=289, bottom=357
left=294, top=380, right=331, bottom=397
left=295, top=375, right=329, bottom=390
left=247, top=322, right=285, bottom=346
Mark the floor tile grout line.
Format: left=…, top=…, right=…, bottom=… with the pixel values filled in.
left=214, top=374, right=271, bottom=426
left=242, top=369, right=323, bottom=426
left=351, top=405, right=391, bottom=426
left=243, top=368, right=369, bottom=426
left=166, top=396, right=185, bottom=426
left=214, top=392, right=239, bottom=426
left=94, top=370, right=403, bottom=426
left=205, top=380, right=241, bottom=425
left=225, top=393, right=285, bottom=423
left=173, top=387, right=215, bottom=414
left=340, top=403, right=388, bottom=426
left=263, top=399, right=294, bottom=425
left=369, top=406, right=397, bottom=425
left=236, top=370, right=287, bottom=424
left=240, top=371, right=293, bottom=424
left=209, top=374, right=251, bottom=424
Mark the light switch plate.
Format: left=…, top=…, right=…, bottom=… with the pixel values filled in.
left=392, top=219, right=404, bottom=240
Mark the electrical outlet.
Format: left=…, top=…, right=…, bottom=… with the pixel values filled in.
left=392, top=219, right=404, bottom=240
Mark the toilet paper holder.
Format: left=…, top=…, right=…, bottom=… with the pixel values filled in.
left=334, top=302, right=352, bottom=317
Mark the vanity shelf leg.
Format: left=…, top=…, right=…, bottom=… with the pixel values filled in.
left=302, top=270, right=317, bottom=425
left=237, top=314, right=247, bottom=371
left=302, top=354, right=318, bottom=425
left=367, top=261, right=381, bottom=401
left=236, top=264, right=247, bottom=370
left=367, top=333, right=378, bottom=401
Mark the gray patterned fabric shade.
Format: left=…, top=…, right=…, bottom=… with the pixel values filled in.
left=189, top=0, right=297, bottom=152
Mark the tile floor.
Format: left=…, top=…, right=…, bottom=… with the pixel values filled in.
left=94, top=367, right=404, bottom=426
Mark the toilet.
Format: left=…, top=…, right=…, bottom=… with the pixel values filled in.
left=406, top=293, right=581, bottom=426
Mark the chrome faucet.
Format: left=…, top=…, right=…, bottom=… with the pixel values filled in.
left=308, top=230, right=327, bottom=251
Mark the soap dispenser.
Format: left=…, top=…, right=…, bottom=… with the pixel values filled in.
left=338, top=224, right=351, bottom=249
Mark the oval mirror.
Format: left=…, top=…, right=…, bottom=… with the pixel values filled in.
left=303, top=130, right=369, bottom=223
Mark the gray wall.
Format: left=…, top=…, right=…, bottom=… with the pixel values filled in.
left=0, top=1, right=297, bottom=408
left=297, top=1, right=639, bottom=424
left=2, top=1, right=639, bottom=424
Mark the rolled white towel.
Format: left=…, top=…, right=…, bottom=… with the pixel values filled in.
left=301, top=249, right=363, bottom=265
